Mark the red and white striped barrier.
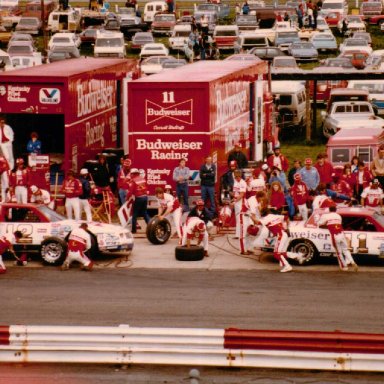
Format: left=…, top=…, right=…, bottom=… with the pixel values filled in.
left=0, top=325, right=384, bottom=371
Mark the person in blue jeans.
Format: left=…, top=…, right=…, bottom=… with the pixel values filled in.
left=199, top=155, right=216, bottom=217
left=173, top=158, right=190, bottom=212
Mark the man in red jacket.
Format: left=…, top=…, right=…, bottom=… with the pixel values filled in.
left=290, top=173, right=309, bottom=220
left=267, top=145, right=289, bottom=173
left=61, top=170, right=83, bottom=220
left=314, top=153, right=334, bottom=188
left=128, top=168, right=150, bottom=233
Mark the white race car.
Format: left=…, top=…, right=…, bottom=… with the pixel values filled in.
left=0, top=203, right=134, bottom=265
left=256, top=207, right=384, bottom=264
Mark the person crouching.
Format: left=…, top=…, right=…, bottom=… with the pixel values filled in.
left=181, top=217, right=209, bottom=257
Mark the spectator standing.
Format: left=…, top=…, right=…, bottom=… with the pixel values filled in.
left=92, top=154, right=112, bottom=188
left=318, top=205, right=358, bottom=271
left=61, top=223, right=94, bottom=271
left=227, top=142, right=248, bottom=169
left=79, top=168, right=93, bottom=222
left=232, top=169, right=248, bottom=239
left=128, top=168, right=150, bottom=234
left=242, top=1, right=250, bottom=14
left=351, top=156, right=360, bottom=173
left=314, top=153, right=334, bottom=187
left=9, top=158, right=30, bottom=204
left=172, top=158, right=190, bottom=212
left=268, top=181, right=286, bottom=214
left=166, top=0, right=174, bottom=13
left=30, top=185, right=54, bottom=209
left=288, top=159, right=302, bottom=187
left=0, top=154, right=9, bottom=202
left=298, top=158, right=320, bottom=192
left=353, top=161, right=372, bottom=199
left=370, top=144, right=384, bottom=189
left=61, top=170, right=82, bottom=220
left=267, top=145, right=289, bottom=173
left=199, top=155, right=216, bottom=216
left=220, top=160, right=238, bottom=200
left=117, top=158, right=132, bottom=206
left=0, top=116, right=14, bottom=170
left=291, top=173, right=309, bottom=220
left=26, top=132, right=42, bottom=154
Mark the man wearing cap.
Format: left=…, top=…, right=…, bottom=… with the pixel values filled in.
left=288, top=159, right=302, bottom=187
left=298, top=158, right=320, bottom=192
left=312, top=183, right=352, bottom=211
left=79, top=169, right=92, bottom=222
left=155, top=186, right=183, bottom=239
left=30, top=185, right=54, bottom=209
left=9, top=158, right=30, bottom=204
left=0, top=116, right=14, bottom=170
left=227, top=142, right=248, bottom=169
left=117, top=159, right=131, bottom=206
left=61, top=223, right=94, bottom=271
left=0, top=154, right=10, bottom=202
left=181, top=216, right=209, bottom=257
left=318, top=205, right=358, bottom=271
left=290, top=173, right=309, bottom=220
left=267, top=145, right=289, bottom=173
left=188, top=199, right=214, bottom=235
left=371, top=144, right=384, bottom=189
left=61, top=170, right=83, bottom=220
left=128, top=168, right=150, bottom=234
left=361, top=179, right=384, bottom=210
left=172, top=158, right=190, bottom=212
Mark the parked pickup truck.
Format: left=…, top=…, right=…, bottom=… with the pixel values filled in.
left=193, top=3, right=230, bottom=21
left=321, top=101, right=384, bottom=138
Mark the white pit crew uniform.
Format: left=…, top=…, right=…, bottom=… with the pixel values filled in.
left=157, top=192, right=183, bottom=239
left=233, top=178, right=248, bottom=238
left=181, top=217, right=208, bottom=252
left=62, top=227, right=93, bottom=269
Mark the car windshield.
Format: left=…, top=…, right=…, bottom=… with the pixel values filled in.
left=155, top=15, right=175, bottom=21
left=275, top=58, right=296, bottom=67
left=292, top=42, right=313, bottom=49
left=38, top=205, right=66, bottom=222
left=134, top=35, right=153, bottom=42
left=345, top=39, right=368, bottom=46
left=347, top=16, right=362, bottom=23
left=53, top=37, right=71, bottom=43
left=174, top=31, right=190, bottom=37
left=322, top=3, right=342, bottom=9
left=216, top=30, right=237, bottom=36
left=20, top=18, right=38, bottom=25
left=314, top=34, right=334, bottom=40
left=96, top=38, right=122, bottom=47
left=327, top=59, right=353, bottom=67
left=198, top=4, right=216, bottom=10
left=8, top=45, right=32, bottom=54
left=278, top=31, right=298, bottom=38
left=373, top=211, right=384, bottom=227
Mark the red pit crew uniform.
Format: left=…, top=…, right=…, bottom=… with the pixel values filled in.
left=239, top=195, right=261, bottom=254
left=361, top=186, right=384, bottom=208
left=30, top=188, right=54, bottom=209
left=61, top=178, right=83, bottom=220
left=9, top=168, right=30, bottom=204
left=0, top=235, right=12, bottom=273
left=291, top=181, right=309, bottom=220
left=233, top=178, right=248, bottom=238
left=246, top=176, right=266, bottom=197
left=0, top=155, right=9, bottom=202
left=317, top=211, right=356, bottom=270
left=181, top=217, right=208, bottom=252
left=62, top=227, right=93, bottom=270
left=157, top=192, right=183, bottom=239
left=259, top=214, right=304, bottom=272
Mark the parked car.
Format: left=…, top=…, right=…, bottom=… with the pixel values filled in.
left=213, top=25, right=239, bottom=51
left=351, top=31, right=372, bottom=46
left=0, top=202, right=134, bottom=266
left=47, top=45, right=81, bottom=62
left=337, top=15, right=366, bottom=35
left=249, top=46, right=287, bottom=60
left=48, top=32, right=81, bottom=50
left=7, top=40, right=35, bottom=56
left=338, top=50, right=369, bottom=69
left=15, top=16, right=41, bottom=35
left=131, top=31, right=154, bottom=50
left=324, top=12, right=341, bottom=28
left=8, top=33, right=35, bottom=47
left=234, top=34, right=269, bottom=52
left=339, top=38, right=372, bottom=55
left=315, top=16, right=331, bottom=31
left=151, top=12, right=176, bottom=36
left=235, top=14, right=259, bottom=33
left=225, top=53, right=263, bottom=61
left=309, top=32, right=338, bottom=52
left=318, top=57, right=356, bottom=69
left=117, top=7, right=148, bottom=35
left=275, top=30, right=301, bottom=50
left=161, top=58, right=187, bottom=71
left=10, top=54, right=41, bottom=68
left=139, top=42, right=169, bottom=59
left=168, top=24, right=191, bottom=51
left=79, top=26, right=103, bottom=45
left=94, top=31, right=126, bottom=58
left=140, top=55, right=174, bottom=75
left=271, top=55, right=298, bottom=69
left=288, top=41, right=318, bottom=61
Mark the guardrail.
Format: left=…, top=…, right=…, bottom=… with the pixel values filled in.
left=0, top=325, right=384, bottom=371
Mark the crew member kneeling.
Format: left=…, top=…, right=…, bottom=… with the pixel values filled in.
left=181, top=217, right=209, bottom=257
left=61, top=223, right=94, bottom=271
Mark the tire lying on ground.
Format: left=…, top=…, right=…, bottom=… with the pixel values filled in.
left=40, top=237, right=67, bottom=266
left=175, top=245, right=204, bottom=261
left=146, top=216, right=172, bottom=245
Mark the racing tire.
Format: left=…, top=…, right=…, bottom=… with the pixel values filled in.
left=146, top=217, right=172, bottom=245
left=40, top=237, right=67, bottom=266
left=175, top=245, right=204, bottom=261
left=288, top=239, right=318, bottom=265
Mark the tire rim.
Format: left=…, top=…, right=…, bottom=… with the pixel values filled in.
left=42, top=243, right=63, bottom=263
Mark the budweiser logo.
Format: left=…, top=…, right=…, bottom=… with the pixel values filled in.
left=146, top=99, right=193, bottom=125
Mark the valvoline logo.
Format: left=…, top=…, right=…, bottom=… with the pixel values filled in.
left=39, top=88, right=60, bottom=104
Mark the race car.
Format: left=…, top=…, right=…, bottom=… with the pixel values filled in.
left=0, top=203, right=134, bottom=266
left=255, top=207, right=384, bottom=264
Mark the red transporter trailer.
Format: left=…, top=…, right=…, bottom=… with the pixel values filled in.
left=125, top=60, right=269, bottom=202
left=0, top=58, right=137, bottom=175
